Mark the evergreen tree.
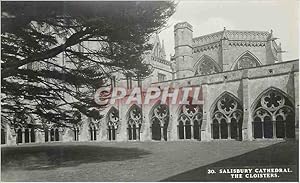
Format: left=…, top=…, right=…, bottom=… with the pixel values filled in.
left=1, top=1, right=175, bottom=127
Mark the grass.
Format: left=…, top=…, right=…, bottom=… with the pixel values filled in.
left=1, top=140, right=298, bottom=182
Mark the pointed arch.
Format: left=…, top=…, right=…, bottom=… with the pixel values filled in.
left=251, top=87, right=294, bottom=110
left=231, top=51, right=262, bottom=70
left=149, top=100, right=169, bottom=141
left=89, top=122, right=97, bottom=141
left=251, top=87, right=295, bottom=139
left=127, top=104, right=142, bottom=141
left=210, top=91, right=243, bottom=140
left=106, top=106, right=119, bottom=141
left=73, top=124, right=80, bottom=141
left=210, top=91, right=242, bottom=114
left=194, top=55, right=222, bottom=76
left=177, top=104, right=203, bottom=140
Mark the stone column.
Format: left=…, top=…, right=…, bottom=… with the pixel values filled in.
left=160, top=126, right=164, bottom=141
left=262, top=122, right=265, bottom=139
left=227, top=123, right=231, bottom=139
left=59, top=128, right=63, bottom=142
left=191, top=124, right=194, bottom=140
left=201, top=81, right=209, bottom=141
left=22, top=129, right=25, bottom=143
left=272, top=118, right=277, bottom=139
left=141, top=103, right=152, bottom=141
left=294, top=71, right=299, bottom=139
left=28, top=129, right=31, bottom=143
left=183, top=125, right=185, bottom=139
left=241, top=70, right=252, bottom=140
left=218, top=123, right=221, bottom=139
left=48, top=130, right=51, bottom=142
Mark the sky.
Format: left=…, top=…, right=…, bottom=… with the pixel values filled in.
left=158, top=0, right=299, bottom=61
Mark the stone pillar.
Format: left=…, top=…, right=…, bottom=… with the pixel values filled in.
left=168, top=104, right=178, bottom=141
left=48, top=130, right=51, bottom=142
left=227, top=123, right=231, bottom=139
left=272, top=117, right=277, bottom=139
left=28, top=129, right=31, bottom=143
left=201, top=81, right=210, bottom=141
left=294, top=70, right=299, bottom=139
left=221, top=32, right=230, bottom=71
left=160, top=126, right=164, bottom=141
left=218, top=124, right=221, bottom=139
left=262, top=122, right=265, bottom=139
left=22, top=129, right=25, bottom=143
left=241, top=70, right=252, bottom=140
left=117, top=103, right=129, bottom=142
left=191, top=124, right=194, bottom=140
left=141, top=104, right=152, bottom=141
left=40, top=130, right=45, bottom=143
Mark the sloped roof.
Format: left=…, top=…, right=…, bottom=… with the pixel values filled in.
left=192, top=29, right=271, bottom=47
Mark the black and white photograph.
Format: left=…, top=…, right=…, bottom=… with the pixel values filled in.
left=1, top=0, right=299, bottom=182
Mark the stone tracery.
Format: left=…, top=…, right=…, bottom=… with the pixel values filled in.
left=211, top=93, right=243, bottom=140
left=107, top=107, right=119, bottom=141
left=127, top=105, right=142, bottom=140
left=178, top=104, right=202, bottom=140
left=234, top=52, right=260, bottom=70
left=151, top=104, right=169, bottom=141
left=252, top=89, right=295, bottom=139
left=195, top=55, right=220, bottom=75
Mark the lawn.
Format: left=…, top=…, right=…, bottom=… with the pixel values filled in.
left=1, top=140, right=298, bottom=182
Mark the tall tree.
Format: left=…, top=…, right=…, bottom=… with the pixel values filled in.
left=1, top=1, right=176, bottom=128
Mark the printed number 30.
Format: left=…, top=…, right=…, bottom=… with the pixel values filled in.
left=208, top=169, right=216, bottom=174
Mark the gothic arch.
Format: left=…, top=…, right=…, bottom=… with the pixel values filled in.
left=251, top=87, right=294, bottom=110
left=126, top=104, right=142, bottom=140
left=149, top=101, right=169, bottom=141
left=14, top=114, right=36, bottom=144
left=89, top=122, right=97, bottom=141
left=194, top=55, right=222, bottom=76
left=231, top=51, right=262, bottom=70
left=45, top=124, right=61, bottom=142
left=210, top=91, right=242, bottom=114
left=210, top=92, right=243, bottom=140
left=251, top=87, right=295, bottom=139
left=106, top=106, right=119, bottom=141
left=177, top=104, right=203, bottom=140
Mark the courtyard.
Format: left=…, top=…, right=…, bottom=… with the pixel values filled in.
left=1, top=140, right=298, bottom=182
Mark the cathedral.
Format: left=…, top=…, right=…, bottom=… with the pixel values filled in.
left=1, top=22, right=298, bottom=145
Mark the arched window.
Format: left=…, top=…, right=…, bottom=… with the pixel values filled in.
left=151, top=104, right=169, bottom=141
left=195, top=55, right=221, bottom=76
left=45, top=127, right=60, bottom=142
left=107, top=107, right=119, bottom=141
left=17, top=128, right=22, bottom=144
left=178, top=105, right=203, bottom=140
left=211, top=93, right=243, bottom=140
left=252, top=89, right=295, bottom=139
left=50, top=128, right=55, bottom=141
left=45, top=128, right=49, bottom=142
left=89, top=123, right=97, bottom=141
left=55, top=128, right=59, bottom=141
left=30, top=126, right=35, bottom=143
left=73, top=125, right=80, bottom=141
left=234, top=52, right=260, bottom=70
left=127, top=105, right=142, bottom=141
left=1, top=128, right=6, bottom=144
left=1, top=120, right=7, bottom=145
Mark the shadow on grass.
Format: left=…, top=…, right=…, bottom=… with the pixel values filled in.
left=1, top=143, right=151, bottom=171
left=161, top=140, right=298, bottom=182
